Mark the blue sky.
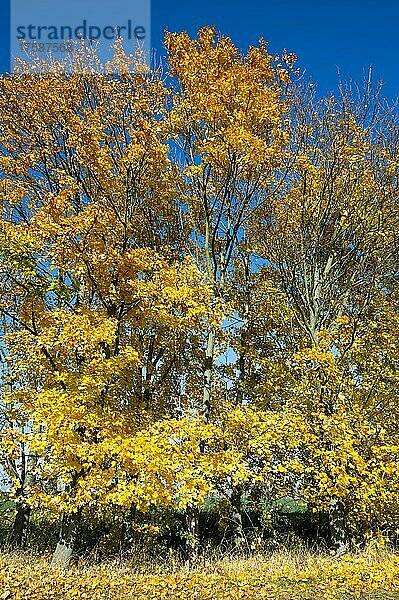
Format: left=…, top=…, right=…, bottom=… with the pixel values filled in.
left=1, top=0, right=399, bottom=98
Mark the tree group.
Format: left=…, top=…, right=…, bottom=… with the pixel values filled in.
left=1, top=28, right=399, bottom=567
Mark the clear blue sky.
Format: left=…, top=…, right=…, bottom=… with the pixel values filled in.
left=1, top=0, right=399, bottom=98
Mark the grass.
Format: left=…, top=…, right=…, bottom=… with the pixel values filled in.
left=1, top=544, right=398, bottom=599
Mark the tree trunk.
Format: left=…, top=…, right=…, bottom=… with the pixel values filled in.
left=236, top=250, right=250, bottom=406
left=184, top=503, right=200, bottom=568
left=51, top=510, right=82, bottom=569
left=201, top=328, right=215, bottom=428
left=183, top=327, right=216, bottom=563
left=230, top=487, right=246, bottom=553
left=8, top=501, right=31, bottom=550
left=329, top=496, right=349, bottom=556
left=7, top=444, right=37, bottom=550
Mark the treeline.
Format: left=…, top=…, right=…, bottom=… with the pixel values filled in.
left=1, top=27, right=399, bottom=568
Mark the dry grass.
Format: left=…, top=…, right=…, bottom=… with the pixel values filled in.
left=1, top=544, right=399, bottom=599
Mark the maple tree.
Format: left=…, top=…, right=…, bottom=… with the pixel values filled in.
left=0, top=39, right=225, bottom=567
left=251, top=81, right=399, bottom=553
left=164, top=26, right=295, bottom=557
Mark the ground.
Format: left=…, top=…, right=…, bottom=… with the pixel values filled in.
left=1, top=545, right=399, bottom=599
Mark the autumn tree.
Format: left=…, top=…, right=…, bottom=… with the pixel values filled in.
left=0, top=41, right=233, bottom=567
left=164, top=26, right=295, bottom=556
left=252, top=80, right=399, bottom=553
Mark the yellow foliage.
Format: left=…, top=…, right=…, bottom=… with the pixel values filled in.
left=0, top=547, right=398, bottom=599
